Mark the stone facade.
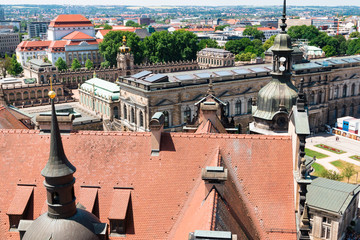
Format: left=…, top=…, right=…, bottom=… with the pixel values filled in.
left=1, top=82, right=73, bottom=107
left=0, top=33, right=20, bottom=57
left=113, top=57, right=360, bottom=134
left=197, top=48, right=235, bottom=69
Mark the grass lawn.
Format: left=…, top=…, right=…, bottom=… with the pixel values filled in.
left=315, top=144, right=346, bottom=154
left=305, top=148, right=329, bottom=159
left=311, top=162, right=326, bottom=176
left=349, top=155, right=360, bottom=161
left=330, top=160, right=360, bottom=183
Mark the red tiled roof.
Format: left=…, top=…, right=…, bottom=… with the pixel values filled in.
left=49, top=14, right=93, bottom=28
left=6, top=186, right=33, bottom=215
left=186, top=28, right=215, bottom=32
left=78, top=187, right=98, bottom=213
left=62, top=31, right=95, bottom=40
left=17, top=41, right=52, bottom=52
left=108, top=190, right=131, bottom=220
left=0, top=130, right=296, bottom=240
left=0, top=106, right=27, bottom=129
left=48, top=40, right=66, bottom=52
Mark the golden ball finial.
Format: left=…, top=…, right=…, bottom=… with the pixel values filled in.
left=48, top=90, right=56, bottom=99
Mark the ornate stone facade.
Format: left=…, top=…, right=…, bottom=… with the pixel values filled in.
left=113, top=57, right=360, bottom=134
left=197, top=48, right=235, bottom=69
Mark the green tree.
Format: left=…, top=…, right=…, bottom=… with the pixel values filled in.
left=322, top=45, right=337, bottom=57
left=215, top=25, right=229, bottom=31
left=101, top=61, right=110, bottom=68
left=8, top=55, right=23, bottom=76
left=198, top=39, right=218, bottom=50
left=0, top=55, right=11, bottom=78
left=320, top=170, right=343, bottom=181
left=13, top=26, right=19, bottom=33
left=125, top=20, right=141, bottom=28
left=350, top=31, right=360, bottom=38
left=85, top=59, right=93, bottom=70
left=225, top=38, right=252, bottom=55
left=263, top=35, right=276, bottom=51
left=243, top=26, right=265, bottom=40
left=99, top=31, right=143, bottom=66
left=103, top=24, right=112, bottom=30
left=142, top=30, right=198, bottom=63
left=343, top=163, right=356, bottom=183
left=71, top=59, right=82, bottom=70
left=55, top=57, right=68, bottom=71
left=288, top=25, right=320, bottom=41
left=346, top=39, right=360, bottom=55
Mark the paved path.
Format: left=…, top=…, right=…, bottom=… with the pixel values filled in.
left=306, top=133, right=360, bottom=173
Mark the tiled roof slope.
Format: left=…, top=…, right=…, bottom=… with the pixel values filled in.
left=0, top=106, right=27, bottom=129
left=49, top=14, right=93, bottom=27
left=0, top=130, right=295, bottom=240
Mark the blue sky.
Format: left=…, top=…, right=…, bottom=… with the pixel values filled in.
left=1, top=0, right=360, bottom=6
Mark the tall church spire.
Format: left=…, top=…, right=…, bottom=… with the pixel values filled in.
left=280, top=0, right=287, bottom=33
left=41, top=89, right=77, bottom=219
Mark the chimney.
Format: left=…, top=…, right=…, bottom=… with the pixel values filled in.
left=36, top=112, right=74, bottom=133
left=149, top=112, right=165, bottom=156
left=201, top=166, right=228, bottom=196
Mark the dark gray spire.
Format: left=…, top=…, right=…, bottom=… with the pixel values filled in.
left=41, top=99, right=76, bottom=178
left=280, top=0, right=287, bottom=33
left=297, top=78, right=306, bottom=112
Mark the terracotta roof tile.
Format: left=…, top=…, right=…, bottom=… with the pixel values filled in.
left=78, top=187, right=98, bottom=212
left=108, top=190, right=131, bottom=220
left=0, top=130, right=295, bottom=240
left=0, top=106, right=27, bottom=129
left=62, top=31, right=95, bottom=40
left=7, top=186, right=33, bottom=215
left=49, top=14, right=93, bottom=27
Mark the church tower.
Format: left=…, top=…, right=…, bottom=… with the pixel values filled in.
left=116, top=36, right=134, bottom=76
left=250, top=0, right=298, bottom=135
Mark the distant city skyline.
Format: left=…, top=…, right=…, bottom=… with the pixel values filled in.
left=1, top=0, right=360, bottom=6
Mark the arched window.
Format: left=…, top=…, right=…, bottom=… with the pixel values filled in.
left=342, top=105, right=347, bottom=117
left=184, top=107, right=191, bottom=122
left=113, top=106, right=119, bottom=119
left=163, top=111, right=169, bottom=128
left=351, top=83, right=355, bottom=96
left=334, top=106, right=338, bottom=119
left=131, top=108, right=135, bottom=123
left=123, top=105, right=127, bottom=120
left=40, top=75, right=45, bottom=84
left=334, top=86, right=339, bottom=99
left=140, top=111, right=144, bottom=127
left=44, top=89, right=48, bottom=98
left=343, top=84, right=347, bottom=98
left=16, top=92, right=22, bottom=100
left=30, top=91, right=35, bottom=99
left=318, top=91, right=322, bottom=104
left=350, top=104, right=354, bottom=116
left=310, top=91, right=315, bottom=105
left=57, top=88, right=62, bottom=96
left=23, top=91, right=29, bottom=100
left=9, top=93, right=15, bottom=101
left=224, top=101, right=230, bottom=117
left=235, top=100, right=242, bottom=115
left=37, top=90, right=42, bottom=98
left=247, top=98, right=252, bottom=114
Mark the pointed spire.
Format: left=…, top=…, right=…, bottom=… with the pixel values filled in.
left=207, top=76, right=215, bottom=95
left=41, top=94, right=76, bottom=178
left=280, top=0, right=288, bottom=33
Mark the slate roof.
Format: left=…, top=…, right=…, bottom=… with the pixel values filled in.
left=0, top=130, right=296, bottom=240
left=307, top=176, right=360, bottom=214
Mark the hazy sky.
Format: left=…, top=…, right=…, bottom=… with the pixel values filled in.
left=1, top=0, right=360, bottom=6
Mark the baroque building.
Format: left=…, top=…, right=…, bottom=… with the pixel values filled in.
left=197, top=48, right=235, bottom=69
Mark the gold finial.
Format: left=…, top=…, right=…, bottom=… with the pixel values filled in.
left=93, top=71, right=97, bottom=78
left=48, top=76, right=56, bottom=99
left=123, top=35, right=127, bottom=45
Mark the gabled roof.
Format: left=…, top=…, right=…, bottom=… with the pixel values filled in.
left=0, top=130, right=296, bottom=240
left=49, top=14, right=93, bottom=28
left=307, top=177, right=360, bottom=214
left=0, top=106, right=27, bottom=129
left=62, top=31, right=95, bottom=41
